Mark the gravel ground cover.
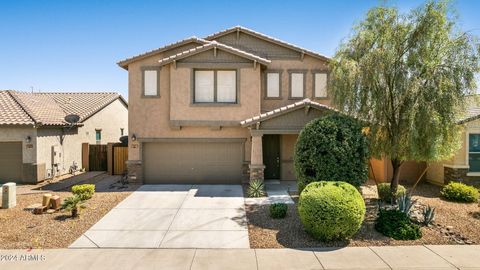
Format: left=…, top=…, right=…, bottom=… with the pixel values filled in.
left=247, top=182, right=480, bottom=248
left=0, top=175, right=136, bottom=249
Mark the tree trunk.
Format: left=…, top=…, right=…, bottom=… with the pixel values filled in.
left=71, top=207, right=79, bottom=218
left=390, top=159, right=403, bottom=204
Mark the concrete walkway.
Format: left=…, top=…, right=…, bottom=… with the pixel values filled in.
left=70, top=184, right=248, bottom=249
left=1, top=245, right=479, bottom=269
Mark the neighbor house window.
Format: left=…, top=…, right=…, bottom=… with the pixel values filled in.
left=469, top=134, right=480, bottom=172
left=95, top=130, right=102, bottom=144
left=266, top=72, right=281, bottom=98
left=143, top=68, right=160, bottom=97
left=194, top=70, right=237, bottom=103
left=289, top=72, right=305, bottom=98
left=313, top=73, right=328, bottom=98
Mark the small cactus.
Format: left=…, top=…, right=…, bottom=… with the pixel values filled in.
left=422, top=205, right=436, bottom=225
left=247, top=179, right=266, bottom=198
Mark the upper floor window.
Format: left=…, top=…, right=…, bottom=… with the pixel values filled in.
left=313, top=72, right=328, bottom=98
left=194, top=70, right=237, bottom=103
left=142, top=68, right=160, bottom=97
left=289, top=71, right=305, bottom=99
left=266, top=72, right=281, bottom=98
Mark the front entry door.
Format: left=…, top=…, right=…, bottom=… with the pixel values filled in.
left=263, top=135, right=280, bottom=179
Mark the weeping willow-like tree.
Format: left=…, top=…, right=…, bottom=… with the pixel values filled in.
left=330, top=0, right=480, bottom=196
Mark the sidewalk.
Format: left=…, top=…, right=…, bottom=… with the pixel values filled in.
left=1, top=245, right=479, bottom=270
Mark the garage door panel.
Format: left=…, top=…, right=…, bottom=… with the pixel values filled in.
left=0, top=142, right=23, bottom=183
left=143, top=141, right=243, bottom=184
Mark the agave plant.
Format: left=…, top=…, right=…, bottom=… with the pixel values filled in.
left=422, top=205, right=436, bottom=226
left=397, top=194, right=415, bottom=216
left=247, top=179, right=266, bottom=198
left=61, top=195, right=86, bottom=218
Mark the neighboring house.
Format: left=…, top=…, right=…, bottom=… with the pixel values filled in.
left=0, top=90, right=128, bottom=184
left=426, top=98, right=480, bottom=187
left=118, top=26, right=333, bottom=184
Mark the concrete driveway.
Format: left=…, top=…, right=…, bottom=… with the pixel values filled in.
left=70, top=184, right=249, bottom=249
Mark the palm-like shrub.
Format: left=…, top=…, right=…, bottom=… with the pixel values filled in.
left=298, top=181, right=366, bottom=241
left=61, top=195, right=86, bottom=218
left=294, top=114, right=369, bottom=193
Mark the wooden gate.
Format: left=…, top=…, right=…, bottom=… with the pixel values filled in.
left=113, top=146, right=128, bottom=175
left=89, top=144, right=107, bottom=171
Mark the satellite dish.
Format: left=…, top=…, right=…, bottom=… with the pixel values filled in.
left=64, top=114, right=80, bottom=125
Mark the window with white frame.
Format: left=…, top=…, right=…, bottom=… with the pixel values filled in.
left=314, top=73, right=328, bottom=98
left=290, top=72, right=304, bottom=98
left=266, top=72, right=280, bottom=98
left=143, top=69, right=159, bottom=96
left=194, top=70, right=237, bottom=103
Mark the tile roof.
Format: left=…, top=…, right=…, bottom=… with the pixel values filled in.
left=0, top=91, right=34, bottom=125
left=157, top=41, right=271, bottom=66
left=117, top=37, right=209, bottom=69
left=240, top=98, right=337, bottom=127
left=0, top=90, right=124, bottom=126
left=204, top=26, right=331, bottom=62
left=457, top=95, right=480, bottom=124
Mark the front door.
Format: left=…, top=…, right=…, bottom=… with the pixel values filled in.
left=263, top=135, right=280, bottom=179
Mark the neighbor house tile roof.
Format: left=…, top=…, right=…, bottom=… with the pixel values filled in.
left=0, top=91, right=34, bottom=125
left=157, top=41, right=271, bottom=66
left=0, top=90, right=125, bottom=126
left=240, top=98, right=337, bottom=127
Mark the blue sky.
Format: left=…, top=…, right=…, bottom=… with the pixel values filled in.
left=1, top=0, right=479, bottom=99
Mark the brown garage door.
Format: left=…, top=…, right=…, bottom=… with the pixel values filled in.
left=0, top=142, right=23, bottom=183
left=143, top=140, right=244, bottom=184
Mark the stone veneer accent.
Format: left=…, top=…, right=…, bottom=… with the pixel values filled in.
left=126, top=160, right=143, bottom=184
left=444, top=167, right=480, bottom=187
left=249, top=164, right=265, bottom=182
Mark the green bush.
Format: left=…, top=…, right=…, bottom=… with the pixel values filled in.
left=441, top=182, right=479, bottom=203
left=72, top=184, right=95, bottom=200
left=294, top=114, right=369, bottom=192
left=269, top=203, right=288, bottom=219
left=377, top=183, right=406, bottom=202
left=375, top=209, right=422, bottom=240
left=298, top=181, right=366, bottom=241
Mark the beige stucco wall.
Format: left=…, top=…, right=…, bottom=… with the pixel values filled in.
left=0, top=126, right=37, bottom=163
left=36, top=99, right=128, bottom=178
left=261, top=55, right=330, bottom=112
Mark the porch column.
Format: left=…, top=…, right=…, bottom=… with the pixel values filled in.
left=249, top=133, right=265, bottom=181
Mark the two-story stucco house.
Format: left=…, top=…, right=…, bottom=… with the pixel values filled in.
left=118, top=26, right=337, bottom=184
left=0, top=90, right=128, bottom=184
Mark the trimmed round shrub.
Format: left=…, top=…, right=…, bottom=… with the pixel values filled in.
left=377, top=183, right=406, bottom=202
left=72, top=184, right=95, bottom=200
left=269, top=203, right=288, bottom=219
left=294, top=114, right=369, bottom=192
left=298, top=181, right=366, bottom=241
left=441, top=182, right=479, bottom=203
left=375, top=209, right=422, bottom=240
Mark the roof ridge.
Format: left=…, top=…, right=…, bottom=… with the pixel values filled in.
left=204, top=26, right=331, bottom=61
left=6, top=90, right=40, bottom=125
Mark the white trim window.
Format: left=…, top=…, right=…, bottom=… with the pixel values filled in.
left=314, top=73, right=328, bottom=98
left=194, top=70, right=237, bottom=103
left=266, top=73, right=280, bottom=98
left=290, top=73, right=304, bottom=98
left=143, top=70, right=159, bottom=96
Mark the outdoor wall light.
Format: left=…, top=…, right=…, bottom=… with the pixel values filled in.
left=131, top=133, right=137, bottom=141
left=26, top=136, right=31, bottom=143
